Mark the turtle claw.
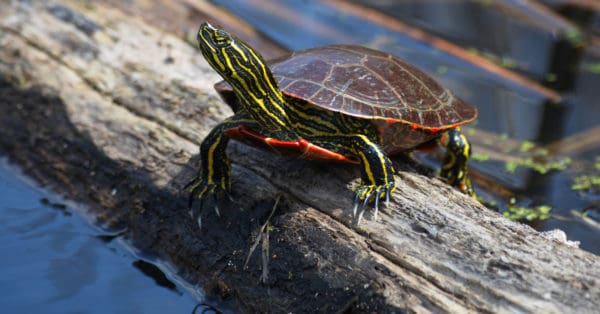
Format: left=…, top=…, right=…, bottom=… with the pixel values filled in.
left=196, top=215, right=202, bottom=230
left=385, top=188, right=391, bottom=208
left=352, top=182, right=395, bottom=224
left=225, top=191, right=235, bottom=203
left=373, top=194, right=380, bottom=221
left=356, top=195, right=370, bottom=224
left=212, top=194, right=221, bottom=217
left=352, top=192, right=361, bottom=218
left=185, top=173, right=229, bottom=229
left=357, top=210, right=365, bottom=225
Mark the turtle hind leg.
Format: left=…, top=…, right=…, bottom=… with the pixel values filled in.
left=439, top=128, right=475, bottom=197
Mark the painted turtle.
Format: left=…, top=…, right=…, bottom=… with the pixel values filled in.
left=188, top=22, right=477, bottom=222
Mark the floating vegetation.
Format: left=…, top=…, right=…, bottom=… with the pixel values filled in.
left=497, top=139, right=572, bottom=174
left=562, top=27, right=585, bottom=48
left=583, top=62, right=600, bottom=74
left=477, top=196, right=496, bottom=208
left=436, top=65, right=448, bottom=75
left=504, top=157, right=571, bottom=174
left=545, top=72, right=557, bottom=82
left=500, top=57, right=518, bottom=69
left=570, top=157, right=600, bottom=192
left=471, top=153, right=490, bottom=162
left=485, top=196, right=552, bottom=222
left=518, top=140, right=535, bottom=153
left=503, top=204, right=552, bottom=221
left=468, top=133, right=574, bottom=174
left=571, top=175, right=600, bottom=191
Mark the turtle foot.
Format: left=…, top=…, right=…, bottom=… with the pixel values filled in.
left=352, top=181, right=395, bottom=224
left=185, top=175, right=229, bottom=228
left=453, top=175, right=475, bottom=198
left=440, top=167, right=475, bottom=198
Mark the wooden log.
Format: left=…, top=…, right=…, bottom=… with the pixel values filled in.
left=0, top=1, right=598, bottom=313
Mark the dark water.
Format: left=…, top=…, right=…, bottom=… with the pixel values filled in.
left=213, top=0, right=600, bottom=254
left=0, top=158, right=207, bottom=313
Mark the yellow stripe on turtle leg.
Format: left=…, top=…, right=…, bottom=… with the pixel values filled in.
left=206, top=135, right=221, bottom=184
left=439, top=128, right=475, bottom=197
left=189, top=113, right=257, bottom=205
left=350, top=134, right=395, bottom=200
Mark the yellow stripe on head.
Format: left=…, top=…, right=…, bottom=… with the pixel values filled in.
left=197, top=22, right=294, bottom=132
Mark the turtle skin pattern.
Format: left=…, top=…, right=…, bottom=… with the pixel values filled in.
left=190, top=23, right=477, bottom=224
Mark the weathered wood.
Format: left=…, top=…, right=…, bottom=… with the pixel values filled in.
left=0, top=1, right=598, bottom=313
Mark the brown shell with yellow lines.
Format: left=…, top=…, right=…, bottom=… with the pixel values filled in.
left=215, top=45, right=477, bottom=153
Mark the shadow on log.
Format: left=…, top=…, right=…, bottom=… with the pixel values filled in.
left=0, top=1, right=598, bottom=313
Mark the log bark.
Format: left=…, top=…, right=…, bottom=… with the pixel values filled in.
left=0, top=1, right=598, bottom=313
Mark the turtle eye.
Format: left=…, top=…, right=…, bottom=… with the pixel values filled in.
left=213, top=30, right=232, bottom=48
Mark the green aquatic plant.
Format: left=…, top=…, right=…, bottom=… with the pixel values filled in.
left=500, top=57, right=518, bottom=69
left=504, top=157, right=571, bottom=174
left=518, top=140, right=535, bottom=153
left=562, top=27, right=585, bottom=48
left=471, top=153, right=490, bottom=162
left=571, top=175, right=600, bottom=191
left=583, top=63, right=600, bottom=74
left=436, top=65, right=448, bottom=75
left=503, top=204, right=552, bottom=221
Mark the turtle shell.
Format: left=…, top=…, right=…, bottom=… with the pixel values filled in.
left=215, top=45, right=477, bottom=152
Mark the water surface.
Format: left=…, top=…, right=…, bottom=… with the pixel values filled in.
left=0, top=158, right=208, bottom=313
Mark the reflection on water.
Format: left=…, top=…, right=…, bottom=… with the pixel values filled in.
left=0, top=158, right=205, bottom=313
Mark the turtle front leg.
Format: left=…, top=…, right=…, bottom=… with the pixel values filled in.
left=348, top=134, right=396, bottom=223
left=439, top=128, right=475, bottom=197
left=187, top=113, right=255, bottom=217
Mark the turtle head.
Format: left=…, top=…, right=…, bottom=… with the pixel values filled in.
left=197, top=22, right=236, bottom=73
left=197, top=23, right=277, bottom=92
left=197, top=23, right=291, bottom=132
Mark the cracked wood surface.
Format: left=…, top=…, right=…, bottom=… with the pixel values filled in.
left=0, top=1, right=599, bottom=313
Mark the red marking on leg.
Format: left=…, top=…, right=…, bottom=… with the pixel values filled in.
left=297, top=139, right=359, bottom=163
left=225, top=125, right=358, bottom=163
left=224, top=125, right=265, bottom=142
left=263, top=137, right=302, bottom=150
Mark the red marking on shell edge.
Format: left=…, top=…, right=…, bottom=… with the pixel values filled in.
left=429, top=127, right=440, bottom=133
left=410, top=122, right=419, bottom=130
